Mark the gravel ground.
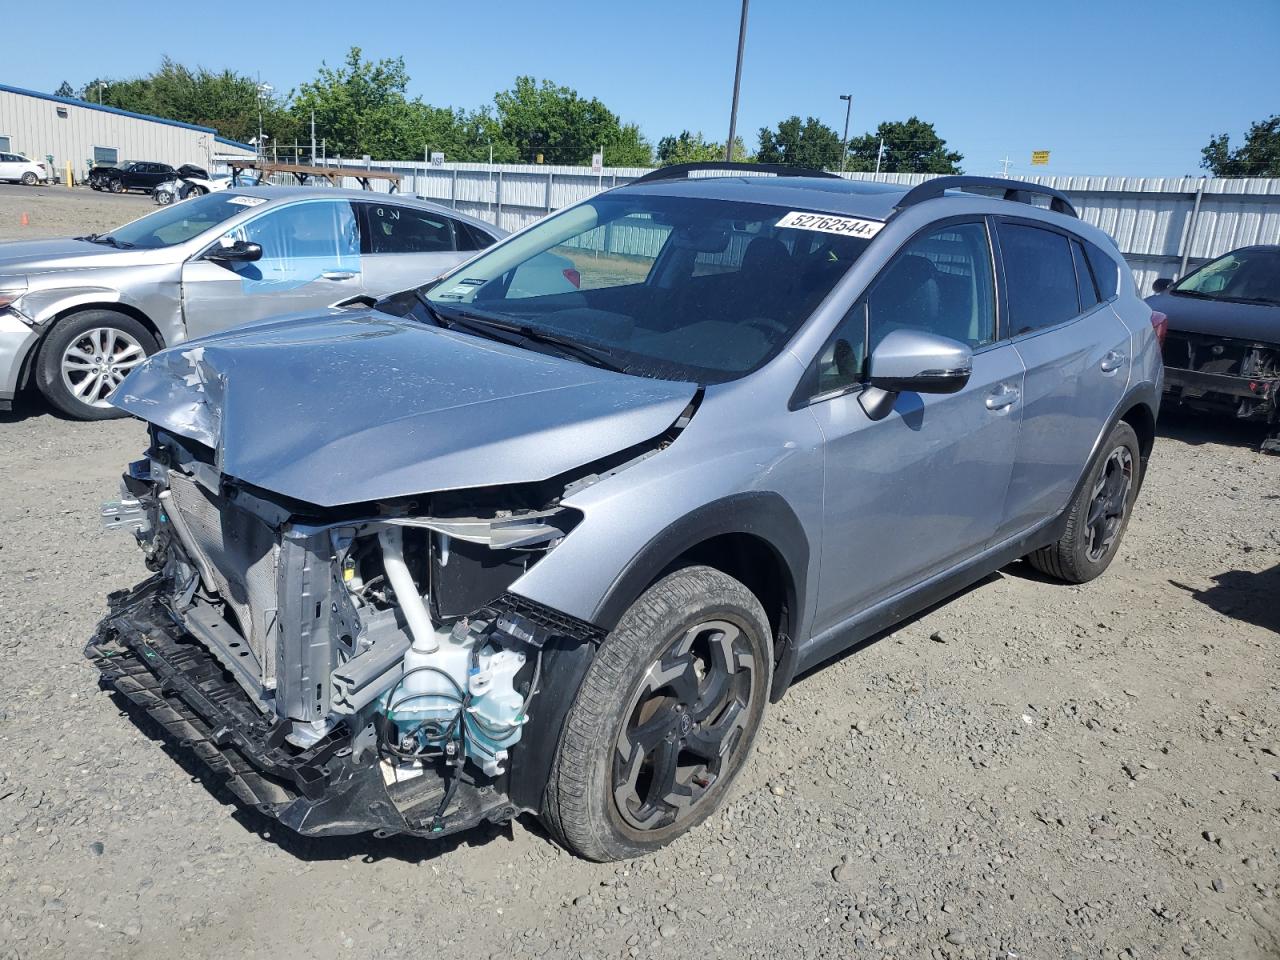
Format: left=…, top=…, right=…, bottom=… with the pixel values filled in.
left=0, top=182, right=155, bottom=238
left=1, top=191, right=1278, bottom=960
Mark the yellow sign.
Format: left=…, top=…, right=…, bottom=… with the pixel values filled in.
left=1031, top=150, right=1051, bottom=165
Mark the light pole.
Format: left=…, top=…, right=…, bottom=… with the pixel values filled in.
left=725, top=0, right=749, bottom=163
left=838, top=94, right=852, bottom=173
left=257, top=82, right=273, bottom=162
left=96, top=82, right=105, bottom=104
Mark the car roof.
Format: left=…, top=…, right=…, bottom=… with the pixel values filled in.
left=221, top=185, right=500, bottom=233
left=620, top=175, right=908, bottom=221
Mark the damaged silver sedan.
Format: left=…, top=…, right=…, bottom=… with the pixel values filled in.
left=88, top=169, right=1163, bottom=860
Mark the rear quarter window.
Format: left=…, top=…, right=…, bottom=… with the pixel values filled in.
left=1083, top=240, right=1119, bottom=300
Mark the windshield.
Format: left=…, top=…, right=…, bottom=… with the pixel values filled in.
left=95, top=192, right=262, bottom=250
left=1173, top=249, right=1280, bottom=306
left=423, top=194, right=874, bottom=383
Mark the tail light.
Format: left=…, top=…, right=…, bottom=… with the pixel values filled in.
left=1150, top=310, right=1168, bottom=346
left=562, top=268, right=581, bottom=288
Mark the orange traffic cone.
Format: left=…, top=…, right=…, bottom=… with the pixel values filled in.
left=20, top=212, right=29, bottom=227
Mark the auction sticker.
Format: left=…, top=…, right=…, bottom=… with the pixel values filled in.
left=775, top=210, right=884, bottom=239
left=227, top=196, right=268, bottom=207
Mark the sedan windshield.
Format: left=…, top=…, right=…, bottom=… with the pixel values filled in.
left=94, top=192, right=262, bottom=250
left=423, top=194, right=875, bottom=383
left=1173, top=248, right=1280, bottom=306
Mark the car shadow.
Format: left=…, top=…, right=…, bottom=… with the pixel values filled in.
left=0, top=390, right=68, bottom=423
left=1170, top=563, right=1280, bottom=634
left=1157, top=407, right=1272, bottom=451
left=103, top=688, right=519, bottom=864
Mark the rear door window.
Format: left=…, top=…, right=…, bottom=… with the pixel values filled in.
left=456, top=221, right=497, bottom=251
left=997, top=222, right=1081, bottom=335
left=359, top=202, right=455, bottom=254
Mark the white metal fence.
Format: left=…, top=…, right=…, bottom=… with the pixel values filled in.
left=218, top=155, right=1280, bottom=296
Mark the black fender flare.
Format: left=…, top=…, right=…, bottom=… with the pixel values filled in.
left=590, top=491, right=810, bottom=700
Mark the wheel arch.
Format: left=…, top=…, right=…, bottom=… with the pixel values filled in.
left=589, top=491, right=810, bottom=701
left=21, top=302, right=165, bottom=394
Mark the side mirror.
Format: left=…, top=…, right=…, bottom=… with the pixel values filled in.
left=207, top=240, right=263, bottom=264
left=859, top=329, right=973, bottom=421
left=1151, top=277, right=1173, bottom=293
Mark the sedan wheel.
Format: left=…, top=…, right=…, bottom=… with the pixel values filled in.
left=21, top=171, right=38, bottom=185
left=60, top=327, right=147, bottom=409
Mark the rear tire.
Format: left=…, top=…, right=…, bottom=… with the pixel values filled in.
left=35, top=310, right=158, bottom=420
left=20, top=171, right=37, bottom=185
left=542, top=565, right=772, bottom=861
left=1027, top=421, right=1141, bottom=583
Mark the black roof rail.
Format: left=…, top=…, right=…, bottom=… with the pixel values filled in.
left=629, top=161, right=842, bottom=185
left=894, top=175, right=1078, bottom=218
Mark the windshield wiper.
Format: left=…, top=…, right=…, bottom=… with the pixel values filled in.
left=433, top=305, right=627, bottom=373
left=76, top=233, right=134, bottom=249
left=1171, top=289, right=1214, bottom=300
left=413, top=287, right=449, bottom=327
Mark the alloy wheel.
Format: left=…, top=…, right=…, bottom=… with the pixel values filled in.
left=1085, top=445, right=1133, bottom=562
left=60, top=327, right=146, bottom=409
left=612, top=619, right=758, bottom=831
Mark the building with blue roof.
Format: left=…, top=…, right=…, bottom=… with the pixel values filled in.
left=0, top=83, right=254, bottom=181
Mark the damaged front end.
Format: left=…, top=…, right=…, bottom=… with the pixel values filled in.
left=87, top=429, right=606, bottom=839
left=1162, top=331, right=1280, bottom=452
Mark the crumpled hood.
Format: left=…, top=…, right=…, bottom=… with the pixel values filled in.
left=112, top=310, right=697, bottom=507
left=1147, top=292, right=1280, bottom=344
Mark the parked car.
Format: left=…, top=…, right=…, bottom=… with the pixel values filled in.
left=153, top=171, right=261, bottom=205
left=87, top=169, right=1164, bottom=861
left=93, top=161, right=177, bottom=194
left=0, top=187, right=500, bottom=417
left=1148, top=245, right=1280, bottom=453
left=87, top=164, right=119, bottom=190
left=0, top=152, right=46, bottom=185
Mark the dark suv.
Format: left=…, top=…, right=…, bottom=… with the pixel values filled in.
left=93, top=161, right=176, bottom=194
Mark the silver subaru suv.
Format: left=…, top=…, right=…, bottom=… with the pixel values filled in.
left=88, top=167, right=1163, bottom=861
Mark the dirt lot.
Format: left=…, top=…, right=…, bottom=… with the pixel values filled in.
left=0, top=190, right=1278, bottom=960
left=0, top=182, right=155, bottom=239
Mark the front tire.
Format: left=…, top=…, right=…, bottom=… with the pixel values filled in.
left=35, top=310, right=157, bottom=420
left=542, top=565, right=772, bottom=861
left=1027, top=421, right=1141, bottom=583
left=109, top=180, right=125, bottom=194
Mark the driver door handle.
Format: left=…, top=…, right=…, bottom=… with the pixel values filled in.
left=985, top=384, right=1020, bottom=411
left=1100, top=350, right=1127, bottom=373
left=322, top=271, right=357, bottom=281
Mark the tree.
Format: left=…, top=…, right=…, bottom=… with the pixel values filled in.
left=845, top=117, right=963, bottom=174
left=756, top=116, right=843, bottom=169
left=493, top=77, right=651, bottom=165
left=656, top=130, right=750, bottom=165
left=290, top=47, right=415, bottom=158
left=54, top=81, right=75, bottom=99
left=74, top=60, right=291, bottom=145
left=1201, top=115, right=1280, bottom=177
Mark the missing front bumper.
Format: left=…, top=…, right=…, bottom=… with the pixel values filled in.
left=85, top=578, right=514, bottom=840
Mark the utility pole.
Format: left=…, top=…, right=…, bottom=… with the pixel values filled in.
left=725, top=0, right=749, bottom=163
left=998, top=155, right=1012, bottom=177
left=838, top=94, right=852, bottom=173
left=310, top=110, right=317, bottom=166
left=874, top=137, right=885, bottom=174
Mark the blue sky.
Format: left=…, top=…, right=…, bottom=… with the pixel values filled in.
left=11, top=0, right=1280, bottom=176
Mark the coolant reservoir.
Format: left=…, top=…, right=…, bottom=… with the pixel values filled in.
left=385, top=624, right=528, bottom=776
